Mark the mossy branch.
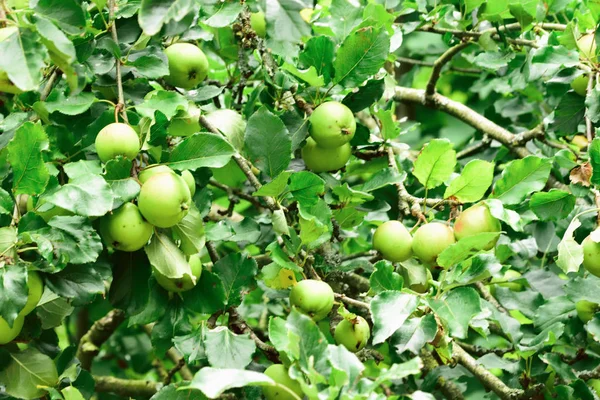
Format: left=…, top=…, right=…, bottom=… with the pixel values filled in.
left=76, top=309, right=126, bottom=370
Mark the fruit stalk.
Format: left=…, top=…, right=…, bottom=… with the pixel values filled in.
left=109, top=0, right=128, bottom=123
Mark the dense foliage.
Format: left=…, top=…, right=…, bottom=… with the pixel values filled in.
left=2, top=0, right=600, bottom=399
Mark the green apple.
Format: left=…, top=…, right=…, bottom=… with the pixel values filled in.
left=578, top=33, right=597, bottom=61
left=138, top=172, right=191, bottom=228
left=21, top=271, right=43, bottom=316
left=334, top=316, right=370, bottom=352
left=289, top=279, right=334, bottom=321
left=0, top=314, right=24, bottom=345
left=181, top=170, right=196, bottom=197
left=302, top=137, right=351, bottom=173
left=153, top=254, right=201, bottom=293
left=572, top=134, right=589, bottom=150
left=583, top=234, right=600, bottom=278
left=95, top=123, right=140, bottom=163
left=17, top=194, right=29, bottom=215
left=0, top=71, right=22, bottom=94
left=401, top=263, right=431, bottom=293
left=27, top=196, right=72, bottom=222
left=576, top=300, right=599, bottom=323
left=411, top=222, right=455, bottom=264
left=164, top=43, right=209, bottom=89
left=251, top=11, right=267, bottom=38
left=372, top=220, right=413, bottom=262
left=99, top=203, right=153, bottom=252
left=454, top=204, right=501, bottom=250
left=167, top=103, right=201, bottom=137
left=309, top=101, right=356, bottom=148
left=7, top=0, right=28, bottom=9
left=138, top=165, right=174, bottom=184
left=489, top=368, right=504, bottom=377
left=490, top=269, right=523, bottom=295
left=263, top=364, right=303, bottom=400
left=571, top=75, right=589, bottom=96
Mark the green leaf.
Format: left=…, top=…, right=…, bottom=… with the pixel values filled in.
left=556, top=217, right=582, bottom=274
left=63, top=160, right=102, bottom=180
left=45, top=174, right=113, bottom=217
left=587, top=84, right=600, bottom=123
left=288, top=171, right=325, bottom=207
left=136, top=90, right=188, bottom=119
left=34, top=0, right=86, bottom=34
left=549, top=92, right=585, bottom=136
left=413, top=139, right=457, bottom=189
left=35, top=17, right=76, bottom=64
left=108, top=251, right=152, bottom=316
left=428, top=287, right=481, bottom=339
left=0, top=263, right=27, bottom=327
left=265, top=0, right=311, bottom=44
left=36, top=290, right=75, bottom=330
left=205, top=327, right=256, bottom=369
left=0, top=28, right=46, bottom=91
left=437, top=232, right=501, bottom=268
left=204, top=2, right=243, bottom=28
left=42, top=216, right=103, bottom=264
left=444, top=159, right=494, bottom=202
left=391, top=315, right=437, bottom=355
left=45, top=262, right=106, bottom=306
left=126, top=47, right=169, bottom=79
left=182, top=270, right=227, bottom=314
left=172, top=205, right=206, bottom=256
left=138, top=0, right=196, bottom=36
left=212, top=253, right=257, bottom=308
left=44, top=92, right=96, bottom=115
left=286, top=308, right=329, bottom=374
left=371, top=291, right=419, bottom=344
left=473, top=51, right=515, bottom=71
left=527, top=46, right=579, bottom=81
left=145, top=232, right=193, bottom=281
left=369, top=261, right=403, bottom=295
left=245, top=107, right=291, bottom=178
left=281, top=64, right=325, bottom=87
left=375, top=108, right=400, bottom=140
left=334, top=26, right=390, bottom=87
left=182, top=368, right=273, bottom=398
left=168, top=133, right=235, bottom=170
left=8, top=122, right=49, bottom=195
left=299, top=36, right=335, bottom=85
left=0, top=348, right=59, bottom=400
left=342, top=79, right=385, bottom=113
left=492, top=156, right=552, bottom=205
left=590, top=138, right=600, bottom=185
left=151, top=383, right=207, bottom=400
left=253, top=171, right=291, bottom=198
left=529, top=190, right=576, bottom=221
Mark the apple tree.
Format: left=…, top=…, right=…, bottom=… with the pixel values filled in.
left=1, top=0, right=600, bottom=399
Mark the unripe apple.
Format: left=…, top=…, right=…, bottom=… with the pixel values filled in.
left=7, top=0, right=28, bottom=9
left=22, top=271, right=43, bottom=316
left=572, top=134, right=589, bottom=150
left=334, top=316, right=370, bottom=352
left=181, top=170, right=196, bottom=197
left=411, top=222, right=455, bottom=264
left=309, top=101, right=356, bottom=148
left=301, top=137, right=351, bottom=173
left=489, top=269, right=523, bottom=295
left=17, top=194, right=29, bottom=215
left=577, top=33, right=597, bottom=61
left=263, top=364, right=303, bottom=400
left=590, top=379, right=600, bottom=396
left=99, top=203, right=153, bottom=252
left=571, top=75, right=590, bottom=96
left=27, top=196, right=72, bottom=222
left=583, top=234, right=600, bottom=278
left=576, top=300, right=598, bottom=323
left=138, top=172, right=192, bottom=228
left=95, top=123, right=140, bottom=163
left=372, top=221, right=413, bottom=262
left=153, top=254, right=202, bottom=293
left=250, top=11, right=267, bottom=38
left=167, top=103, right=201, bottom=137
left=454, top=204, right=501, bottom=250
left=289, top=279, right=334, bottom=321
left=138, top=165, right=174, bottom=184
left=0, top=314, right=24, bottom=344
left=164, top=43, right=209, bottom=89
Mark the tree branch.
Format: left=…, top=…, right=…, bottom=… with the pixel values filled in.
left=456, top=136, right=491, bottom=159
left=420, top=349, right=465, bottom=400
left=396, top=57, right=480, bottom=74
left=387, top=147, right=425, bottom=220
left=198, top=115, right=279, bottom=211
left=228, top=307, right=281, bottom=363
left=586, top=73, right=596, bottom=141
left=166, top=347, right=194, bottom=381
left=416, top=25, right=538, bottom=48
left=205, top=241, right=220, bottom=264
left=209, top=178, right=265, bottom=210
left=334, top=293, right=371, bottom=311
left=40, top=69, right=59, bottom=102
left=426, top=41, right=472, bottom=96
left=94, top=376, right=159, bottom=398
left=475, top=282, right=508, bottom=314
left=77, top=309, right=126, bottom=370
left=452, top=343, right=523, bottom=400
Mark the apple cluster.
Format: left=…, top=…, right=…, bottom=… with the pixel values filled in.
left=302, top=101, right=356, bottom=173
left=94, top=123, right=202, bottom=293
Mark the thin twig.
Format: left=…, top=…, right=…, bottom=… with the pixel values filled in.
left=109, top=0, right=127, bottom=123
left=209, top=178, right=265, bottom=210
left=205, top=241, right=220, bottom=264
left=420, top=349, right=465, bottom=400
left=334, top=293, right=371, bottom=311
left=426, top=41, right=472, bottom=96
left=228, top=307, right=280, bottom=363
left=163, top=358, right=185, bottom=385
left=586, top=74, right=595, bottom=141
left=40, top=69, right=59, bottom=102
left=396, top=57, right=480, bottom=74
left=456, top=136, right=492, bottom=159
left=94, top=376, right=159, bottom=398
left=475, top=282, right=508, bottom=314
